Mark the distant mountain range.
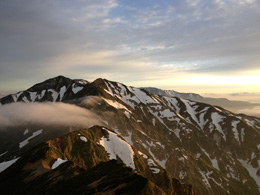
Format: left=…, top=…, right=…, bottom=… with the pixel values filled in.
left=0, top=75, right=259, bottom=194
left=142, top=87, right=260, bottom=117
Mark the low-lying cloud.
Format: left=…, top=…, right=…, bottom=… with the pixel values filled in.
left=236, top=106, right=260, bottom=118
left=80, top=96, right=102, bottom=107
left=0, top=102, right=102, bottom=128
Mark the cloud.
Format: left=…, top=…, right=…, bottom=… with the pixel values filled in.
left=229, top=92, right=260, bottom=97
left=0, top=0, right=260, bottom=92
left=0, top=102, right=102, bottom=128
left=80, top=96, right=103, bottom=107
left=236, top=106, right=260, bottom=117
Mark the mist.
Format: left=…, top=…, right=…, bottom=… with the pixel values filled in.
left=0, top=102, right=102, bottom=128
left=80, top=96, right=102, bottom=107
left=236, top=106, right=260, bottom=118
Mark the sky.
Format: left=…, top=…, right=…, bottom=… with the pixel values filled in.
left=0, top=0, right=260, bottom=102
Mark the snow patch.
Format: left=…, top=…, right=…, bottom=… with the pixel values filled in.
left=196, top=153, right=201, bottom=160
left=72, top=83, right=83, bottom=94
left=226, top=165, right=240, bottom=181
left=150, top=167, right=160, bottom=174
left=29, top=92, right=37, bottom=102
left=39, top=90, right=46, bottom=99
left=0, top=151, right=8, bottom=157
left=257, top=144, right=260, bottom=151
left=99, top=131, right=135, bottom=169
left=164, top=97, right=180, bottom=113
left=59, top=86, right=67, bottom=101
left=22, top=96, right=29, bottom=103
left=211, top=112, right=226, bottom=140
left=241, top=128, right=245, bottom=142
left=178, top=157, right=185, bottom=163
left=0, top=158, right=19, bottom=173
left=80, top=136, right=88, bottom=142
left=12, top=91, right=23, bottom=102
left=48, top=89, right=59, bottom=102
left=201, top=148, right=219, bottom=170
left=146, top=140, right=156, bottom=147
left=174, top=128, right=181, bottom=140
left=130, top=88, right=158, bottom=104
left=182, top=99, right=200, bottom=128
left=198, top=107, right=209, bottom=129
left=19, top=129, right=43, bottom=148
left=138, top=151, right=148, bottom=159
left=211, top=159, right=220, bottom=171
left=147, top=107, right=171, bottom=131
left=124, top=111, right=131, bottom=119
left=251, top=152, right=256, bottom=160
left=179, top=170, right=187, bottom=179
left=231, top=120, right=240, bottom=143
left=23, top=129, right=29, bottom=135
left=148, top=148, right=167, bottom=169
left=138, top=151, right=160, bottom=174
left=160, top=109, right=175, bottom=118
left=122, top=131, right=133, bottom=145
left=156, top=142, right=165, bottom=149
left=199, top=171, right=212, bottom=189
left=77, top=80, right=88, bottom=85
left=104, top=82, right=114, bottom=97
left=245, top=119, right=255, bottom=127
left=152, top=118, right=156, bottom=126
left=51, top=158, right=68, bottom=169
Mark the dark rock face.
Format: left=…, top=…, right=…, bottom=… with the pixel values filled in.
left=0, top=127, right=197, bottom=195
left=0, top=76, right=259, bottom=195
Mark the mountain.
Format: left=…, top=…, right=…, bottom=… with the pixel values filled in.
left=142, top=87, right=260, bottom=117
left=0, top=75, right=89, bottom=104
left=141, top=87, right=203, bottom=101
left=0, top=75, right=260, bottom=194
left=0, top=126, right=197, bottom=195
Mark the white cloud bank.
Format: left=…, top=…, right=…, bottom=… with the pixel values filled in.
left=0, top=102, right=101, bottom=127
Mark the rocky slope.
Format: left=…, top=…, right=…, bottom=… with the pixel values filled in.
left=0, top=126, right=197, bottom=195
left=0, top=75, right=260, bottom=194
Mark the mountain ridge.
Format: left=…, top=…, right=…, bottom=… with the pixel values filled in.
left=142, top=87, right=260, bottom=117
left=0, top=75, right=260, bottom=194
left=0, top=126, right=198, bottom=195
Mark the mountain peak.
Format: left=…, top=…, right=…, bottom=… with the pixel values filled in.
left=0, top=75, right=90, bottom=104
left=27, top=75, right=73, bottom=91
left=1, top=76, right=260, bottom=194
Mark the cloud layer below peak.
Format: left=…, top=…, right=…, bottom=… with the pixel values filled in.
left=0, top=102, right=101, bottom=128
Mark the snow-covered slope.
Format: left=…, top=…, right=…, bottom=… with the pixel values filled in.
left=0, top=76, right=260, bottom=195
